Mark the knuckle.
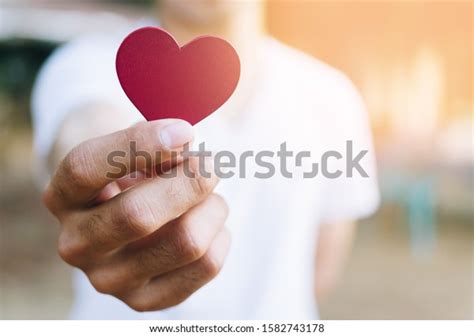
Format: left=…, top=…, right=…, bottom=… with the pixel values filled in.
left=125, top=123, right=148, bottom=147
left=176, top=223, right=207, bottom=262
left=57, top=233, right=87, bottom=266
left=61, top=146, right=94, bottom=189
left=210, top=194, right=229, bottom=218
left=198, top=250, right=223, bottom=278
left=186, top=158, right=216, bottom=197
left=117, top=195, right=156, bottom=237
left=125, top=296, right=154, bottom=312
left=88, top=270, right=118, bottom=295
left=42, top=184, right=58, bottom=214
left=161, top=293, right=190, bottom=310
left=124, top=124, right=141, bottom=143
left=126, top=292, right=187, bottom=312
left=189, top=174, right=214, bottom=197
left=129, top=120, right=150, bottom=134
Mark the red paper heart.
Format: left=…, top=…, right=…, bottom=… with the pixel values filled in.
left=116, top=27, right=240, bottom=125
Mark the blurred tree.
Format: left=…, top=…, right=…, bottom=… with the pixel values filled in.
left=0, top=40, right=56, bottom=126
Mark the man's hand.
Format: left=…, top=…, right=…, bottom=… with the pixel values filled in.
left=43, top=119, right=230, bottom=312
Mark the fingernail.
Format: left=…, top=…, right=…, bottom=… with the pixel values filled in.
left=159, top=121, right=194, bottom=149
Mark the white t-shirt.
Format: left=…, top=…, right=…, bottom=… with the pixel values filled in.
left=32, top=27, right=379, bottom=319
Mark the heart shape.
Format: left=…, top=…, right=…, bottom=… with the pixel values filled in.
left=116, top=27, right=240, bottom=125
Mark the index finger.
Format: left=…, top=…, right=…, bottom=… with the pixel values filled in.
left=45, top=119, right=194, bottom=211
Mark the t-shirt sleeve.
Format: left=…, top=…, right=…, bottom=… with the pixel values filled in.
left=317, top=72, right=380, bottom=223
left=31, top=34, right=139, bottom=185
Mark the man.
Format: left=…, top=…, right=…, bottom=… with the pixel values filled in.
left=32, top=0, right=379, bottom=319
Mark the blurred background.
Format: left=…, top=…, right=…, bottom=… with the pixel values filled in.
left=0, top=0, right=472, bottom=319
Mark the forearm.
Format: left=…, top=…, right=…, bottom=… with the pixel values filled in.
left=315, top=221, right=356, bottom=302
